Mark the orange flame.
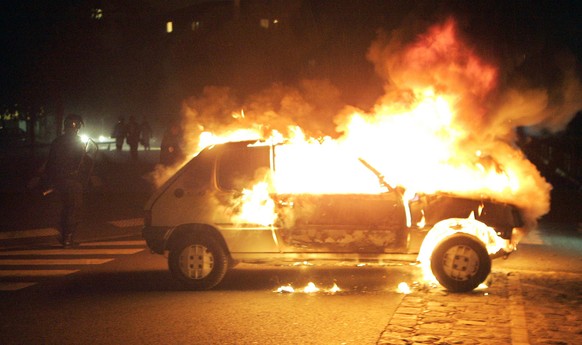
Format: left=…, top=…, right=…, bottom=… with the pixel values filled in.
left=166, top=17, right=582, bottom=234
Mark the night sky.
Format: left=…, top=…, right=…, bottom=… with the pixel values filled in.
left=1, top=0, right=581, bottom=133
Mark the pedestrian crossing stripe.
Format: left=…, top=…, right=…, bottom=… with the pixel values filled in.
left=0, top=258, right=113, bottom=265
left=0, top=218, right=143, bottom=242
left=0, top=248, right=144, bottom=256
left=0, top=282, right=37, bottom=291
left=0, top=269, right=79, bottom=277
left=0, top=228, right=59, bottom=240
left=0, top=240, right=146, bottom=291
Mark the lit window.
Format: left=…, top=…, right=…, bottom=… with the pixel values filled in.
left=166, top=21, right=173, bottom=33
left=191, top=21, right=201, bottom=31
left=260, top=19, right=269, bottom=29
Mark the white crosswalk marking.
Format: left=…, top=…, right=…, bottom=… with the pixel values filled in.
left=0, top=270, right=79, bottom=277
left=0, top=282, right=37, bottom=291
left=0, top=240, right=145, bottom=291
left=0, top=227, right=59, bottom=240
left=1, top=248, right=144, bottom=256
left=0, top=259, right=113, bottom=265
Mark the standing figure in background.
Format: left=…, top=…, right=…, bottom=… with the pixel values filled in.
left=126, top=115, right=141, bottom=160
left=160, top=122, right=185, bottom=166
left=140, top=118, right=153, bottom=151
left=45, top=114, right=92, bottom=248
left=111, top=117, right=126, bottom=152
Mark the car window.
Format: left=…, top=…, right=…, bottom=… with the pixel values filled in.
left=217, top=146, right=271, bottom=191
left=182, top=154, right=213, bottom=191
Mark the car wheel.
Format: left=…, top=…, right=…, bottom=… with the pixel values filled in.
left=168, top=234, right=229, bottom=290
left=430, top=234, right=491, bottom=292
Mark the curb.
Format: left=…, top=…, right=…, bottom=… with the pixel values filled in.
left=378, top=272, right=513, bottom=344
left=377, top=270, right=582, bottom=345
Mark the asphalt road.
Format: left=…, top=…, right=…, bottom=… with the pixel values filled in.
left=0, top=245, right=416, bottom=345
left=0, top=223, right=580, bottom=345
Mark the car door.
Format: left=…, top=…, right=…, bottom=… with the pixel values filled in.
left=275, top=190, right=407, bottom=253
left=213, top=143, right=280, bottom=253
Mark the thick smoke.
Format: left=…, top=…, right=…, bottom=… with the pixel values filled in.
left=181, top=80, right=345, bottom=153
left=362, top=17, right=582, bottom=227
left=158, top=15, right=581, bottom=230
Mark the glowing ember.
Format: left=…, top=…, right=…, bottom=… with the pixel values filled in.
left=276, top=285, right=294, bottom=293
left=303, top=282, right=320, bottom=293
left=397, top=282, right=412, bottom=294
left=329, top=283, right=341, bottom=293
left=293, top=261, right=314, bottom=266
left=477, top=283, right=489, bottom=290
left=275, top=282, right=342, bottom=294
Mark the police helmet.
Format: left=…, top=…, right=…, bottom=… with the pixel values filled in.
left=64, top=114, right=84, bottom=130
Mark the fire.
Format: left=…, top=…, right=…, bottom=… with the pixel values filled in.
left=397, top=282, right=412, bottom=294
left=275, top=282, right=341, bottom=294
left=161, top=17, right=582, bottom=242
left=231, top=182, right=277, bottom=226
left=303, top=282, right=320, bottom=293
left=416, top=213, right=514, bottom=283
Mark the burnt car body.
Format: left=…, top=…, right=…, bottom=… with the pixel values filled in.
left=143, top=140, right=523, bottom=292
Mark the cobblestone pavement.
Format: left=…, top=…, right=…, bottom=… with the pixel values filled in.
left=378, top=270, right=582, bottom=345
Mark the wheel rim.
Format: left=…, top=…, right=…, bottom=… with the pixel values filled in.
left=441, top=244, right=480, bottom=281
left=178, top=244, right=214, bottom=279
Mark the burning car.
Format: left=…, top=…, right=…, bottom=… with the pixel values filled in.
left=143, top=139, right=524, bottom=292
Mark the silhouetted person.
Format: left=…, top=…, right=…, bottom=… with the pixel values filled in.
left=126, top=116, right=140, bottom=160
left=140, top=118, right=153, bottom=151
left=160, top=122, right=185, bottom=166
left=111, top=117, right=126, bottom=152
left=45, top=114, right=92, bottom=247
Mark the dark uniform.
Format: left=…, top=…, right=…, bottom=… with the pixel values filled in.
left=160, top=122, right=185, bottom=166
left=111, top=117, right=126, bottom=152
left=45, top=114, right=92, bottom=247
left=126, top=116, right=140, bottom=160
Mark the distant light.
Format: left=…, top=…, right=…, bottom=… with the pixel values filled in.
left=80, top=134, right=89, bottom=143
left=91, top=8, right=103, bottom=20
left=191, top=21, right=200, bottom=31
left=273, top=19, right=279, bottom=24
left=98, top=135, right=108, bottom=142
left=166, top=21, right=173, bottom=33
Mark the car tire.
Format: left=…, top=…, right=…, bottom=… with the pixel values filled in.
left=168, top=234, right=229, bottom=290
left=430, top=234, right=491, bottom=292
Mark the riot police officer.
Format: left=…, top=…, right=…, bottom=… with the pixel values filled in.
left=45, top=114, right=92, bottom=247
